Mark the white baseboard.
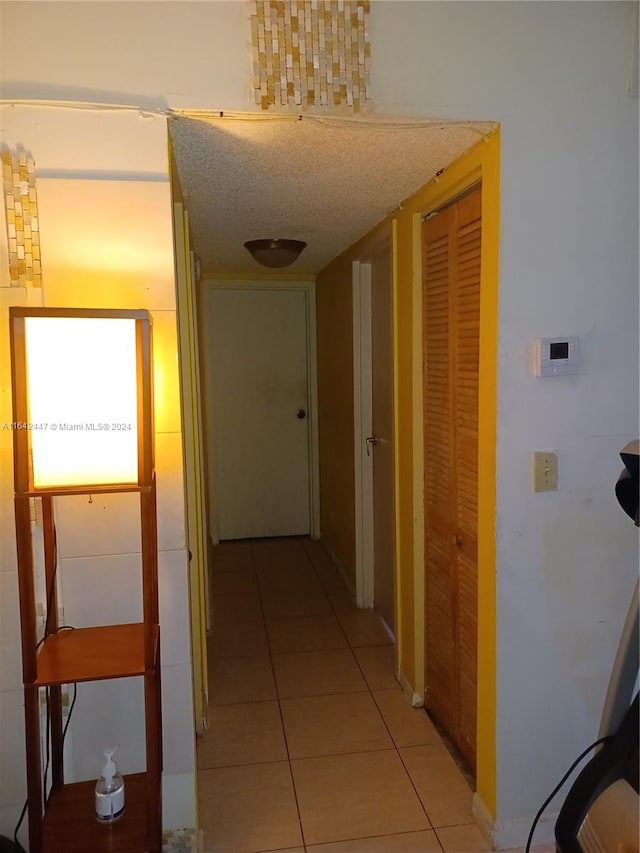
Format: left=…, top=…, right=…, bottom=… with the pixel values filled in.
left=398, top=667, right=423, bottom=708
left=162, top=771, right=197, bottom=830
left=473, top=791, right=558, bottom=850
left=324, top=542, right=357, bottom=601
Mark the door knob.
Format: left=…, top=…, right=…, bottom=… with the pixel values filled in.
left=450, top=534, right=463, bottom=548
left=365, top=435, right=378, bottom=456
left=296, top=409, right=306, bottom=419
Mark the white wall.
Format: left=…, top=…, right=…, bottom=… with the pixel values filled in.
left=367, top=2, right=638, bottom=842
left=1, top=0, right=638, bottom=847
left=0, top=0, right=253, bottom=112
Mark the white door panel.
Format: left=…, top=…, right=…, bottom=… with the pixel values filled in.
left=208, top=287, right=311, bottom=540
left=352, top=239, right=396, bottom=631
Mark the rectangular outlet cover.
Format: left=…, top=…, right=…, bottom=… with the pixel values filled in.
left=532, top=451, right=558, bottom=492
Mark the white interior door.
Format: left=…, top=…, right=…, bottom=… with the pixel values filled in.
left=207, top=286, right=311, bottom=540
left=352, top=234, right=396, bottom=630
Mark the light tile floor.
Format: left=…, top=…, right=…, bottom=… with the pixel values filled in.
left=197, top=538, right=553, bottom=853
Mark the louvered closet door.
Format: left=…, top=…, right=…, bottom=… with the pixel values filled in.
left=423, top=185, right=481, bottom=773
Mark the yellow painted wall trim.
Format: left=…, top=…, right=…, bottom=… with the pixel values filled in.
left=476, top=133, right=500, bottom=818
left=391, top=217, right=402, bottom=668
left=394, top=130, right=500, bottom=815
left=172, top=200, right=209, bottom=737
left=410, top=198, right=425, bottom=703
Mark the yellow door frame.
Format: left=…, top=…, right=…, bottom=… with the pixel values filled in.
left=393, top=130, right=500, bottom=814
left=173, top=200, right=209, bottom=735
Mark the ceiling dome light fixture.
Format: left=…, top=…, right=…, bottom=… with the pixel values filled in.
left=244, top=239, right=307, bottom=268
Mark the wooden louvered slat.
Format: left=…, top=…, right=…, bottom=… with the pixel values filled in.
left=423, top=184, right=481, bottom=777
left=425, top=530, right=455, bottom=724
left=423, top=210, right=455, bottom=733
left=423, top=221, right=452, bottom=528
left=458, top=550, right=478, bottom=768
left=453, top=188, right=480, bottom=774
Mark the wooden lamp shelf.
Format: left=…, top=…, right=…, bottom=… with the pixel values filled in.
left=34, top=624, right=159, bottom=686
left=42, top=772, right=154, bottom=853
left=19, top=483, right=151, bottom=498
left=10, top=308, right=162, bottom=853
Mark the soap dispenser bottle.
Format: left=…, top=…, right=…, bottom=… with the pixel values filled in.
left=95, top=746, right=125, bottom=823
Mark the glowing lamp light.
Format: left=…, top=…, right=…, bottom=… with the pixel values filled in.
left=10, top=309, right=153, bottom=493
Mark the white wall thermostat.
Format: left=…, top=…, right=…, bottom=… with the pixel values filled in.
left=534, top=336, right=579, bottom=377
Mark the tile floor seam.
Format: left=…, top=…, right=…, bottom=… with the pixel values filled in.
left=274, top=548, right=367, bottom=691
left=252, top=540, right=408, bottom=849
left=199, top=755, right=298, bottom=772
left=250, top=539, right=308, bottom=851
left=305, top=549, right=357, bottom=649
left=289, top=744, right=401, bottom=762
left=267, top=644, right=353, bottom=657
left=210, top=697, right=283, bottom=706
left=205, top=540, right=479, bottom=853
left=395, top=740, right=454, bottom=836
left=346, top=609, right=439, bottom=840
left=432, top=823, right=480, bottom=852
left=304, top=545, right=440, bottom=842
left=305, top=827, right=446, bottom=849
left=268, top=687, right=371, bottom=701
left=301, top=542, right=439, bottom=843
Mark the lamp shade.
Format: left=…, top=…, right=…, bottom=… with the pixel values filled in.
left=244, top=239, right=307, bottom=268
left=9, top=308, right=153, bottom=493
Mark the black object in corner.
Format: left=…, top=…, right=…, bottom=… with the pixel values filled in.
left=0, top=837, right=24, bottom=853
left=554, top=693, right=639, bottom=852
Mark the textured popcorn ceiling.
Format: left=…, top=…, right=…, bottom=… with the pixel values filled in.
left=169, top=113, right=496, bottom=275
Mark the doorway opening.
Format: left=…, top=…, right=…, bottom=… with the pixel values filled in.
left=352, top=228, right=396, bottom=637
left=423, top=183, right=482, bottom=777
left=201, top=279, right=320, bottom=544
left=167, top=113, right=499, bottom=809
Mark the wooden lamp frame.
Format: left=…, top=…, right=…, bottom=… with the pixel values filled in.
left=9, top=307, right=162, bottom=853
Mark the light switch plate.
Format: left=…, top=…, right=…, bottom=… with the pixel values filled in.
left=532, top=451, right=558, bottom=492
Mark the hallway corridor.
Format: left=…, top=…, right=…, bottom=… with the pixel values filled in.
left=196, top=538, right=537, bottom=852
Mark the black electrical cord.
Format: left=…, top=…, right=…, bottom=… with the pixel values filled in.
left=525, top=734, right=614, bottom=853
left=14, top=508, right=77, bottom=850
left=12, top=801, right=27, bottom=852
left=13, top=681, right=78, bottom=849
left=42, top=688, right=51, bottom=807
left=42, top=678, right=78, bottom=812
left=10, top=688, right=54, bottom=845
left=41, top=521, right=59, bottom=644
left=57, top=682, right=78, bottom=780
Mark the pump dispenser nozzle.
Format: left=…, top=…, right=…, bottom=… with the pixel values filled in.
left=102, top=747, right=118, bottom=785
left=95, top=745, right=125, bottom=822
